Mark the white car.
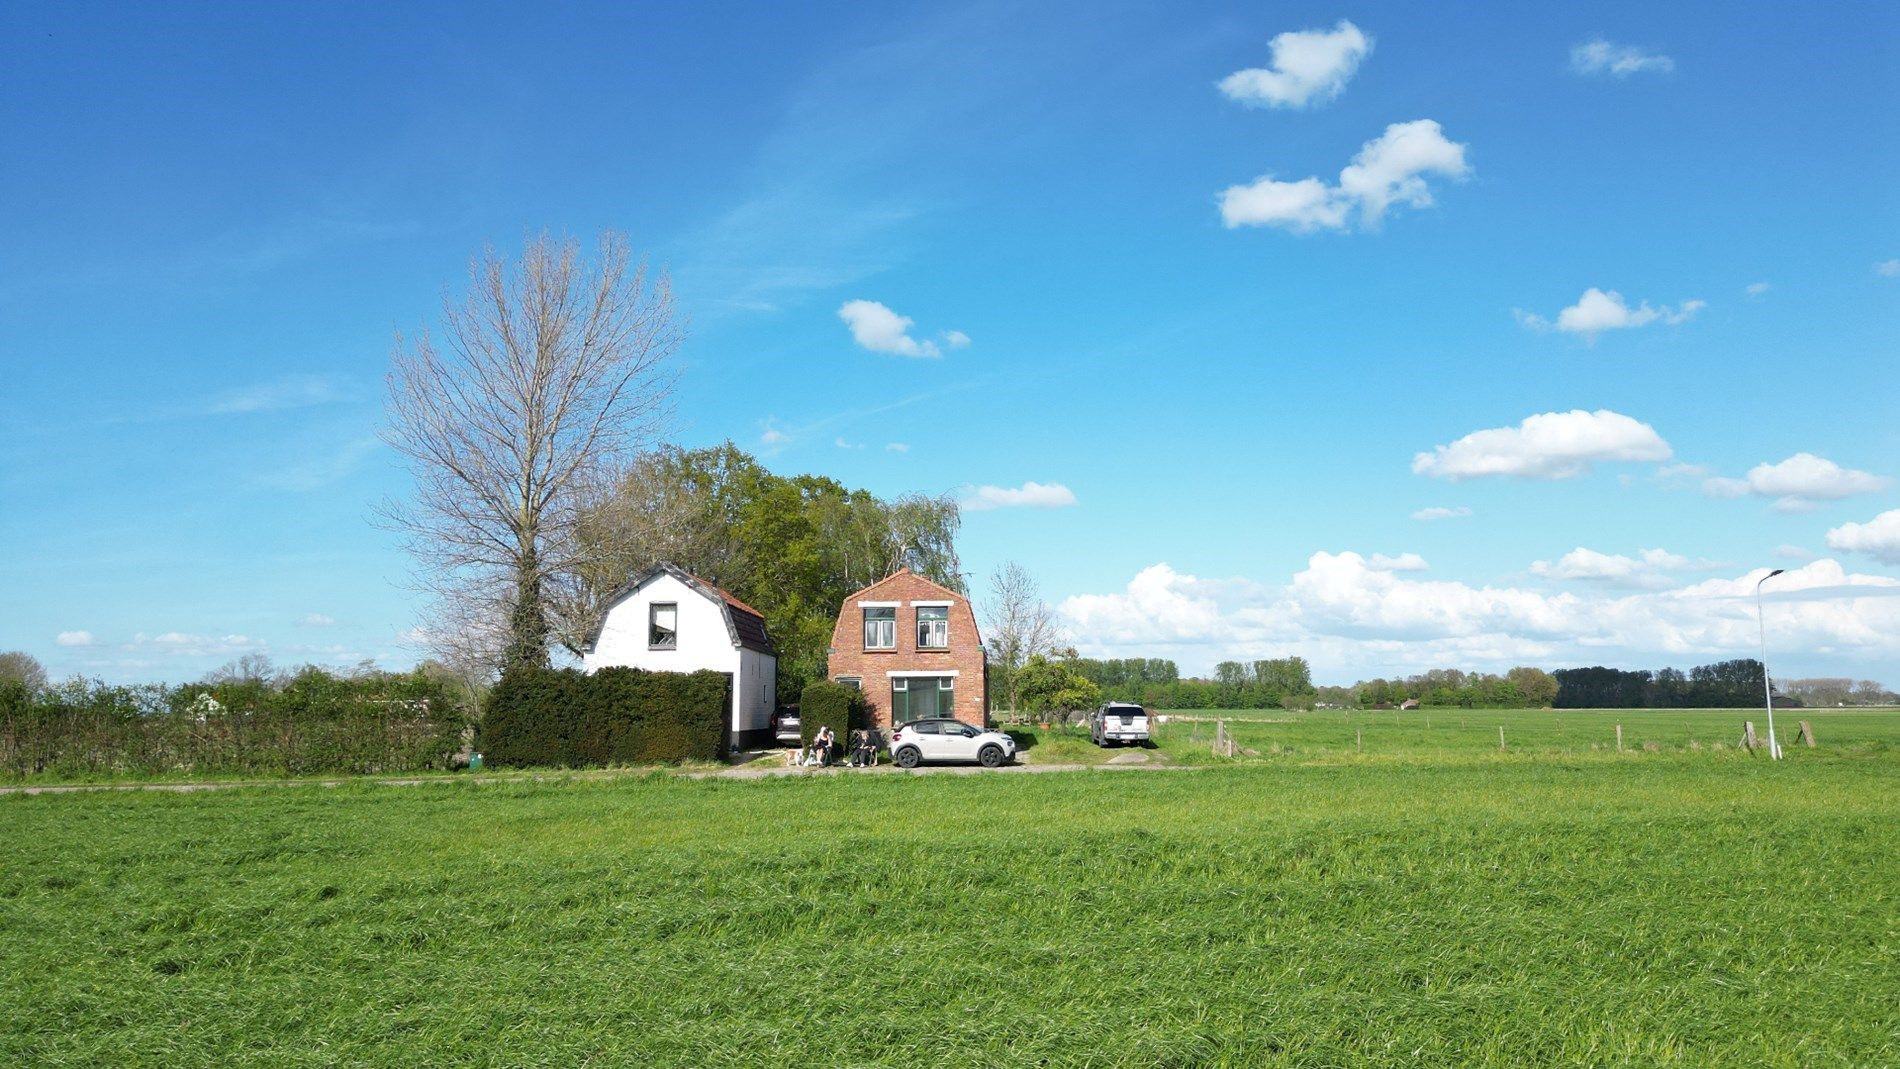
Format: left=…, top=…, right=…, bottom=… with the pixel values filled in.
left=888, top=718, right=1017, bottom=769
left=1090, top=702, right=1151, bottom=746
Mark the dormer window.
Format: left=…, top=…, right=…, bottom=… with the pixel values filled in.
left=649, top=603, right=678, bottom=649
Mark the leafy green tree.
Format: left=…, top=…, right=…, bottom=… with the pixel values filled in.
left=1017, top=655, right=1102, bottom=721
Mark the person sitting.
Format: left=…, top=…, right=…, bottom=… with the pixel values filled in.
left=804, top=726, right=835, bottom=767
left=850, top=730, right=875, bottom=767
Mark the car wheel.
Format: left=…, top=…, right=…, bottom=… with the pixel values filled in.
left=978, top=744, right=1004, bottom=768
left=895, top=746, right=922, bottom=769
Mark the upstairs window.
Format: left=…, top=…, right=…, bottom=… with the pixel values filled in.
left=863, top=605, right=897, bottom=650
left=649, top=603, right=678, bottom=649
left=916, top=604, right=950, bottom=649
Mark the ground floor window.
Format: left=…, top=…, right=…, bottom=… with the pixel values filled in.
left=891, top=675, right=955, bottom=722
left=835, top=677, right=861, bottom=690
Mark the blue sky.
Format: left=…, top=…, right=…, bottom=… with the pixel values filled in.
left=3, top=1, right=1897, bottom=685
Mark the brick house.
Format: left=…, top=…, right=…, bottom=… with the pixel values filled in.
left=826, top=568, right=989, bottom=729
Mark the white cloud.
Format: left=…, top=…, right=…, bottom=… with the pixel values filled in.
left=1413, top=409, right=1672, bottom=481
left=300, top=613, right=336, bottom=627
left=962, top=481, right=1079, bottom=512
left=1368, top=552, right=1429, bottom=572
left=1875, top=259, right=1899, bottom=278
left=1570, top=38, right=1675, bottom=78
left=206, top=375, right=344, bottom=415
left=1826, top=509, right=1900, bottom=565
left=1530, top=547, right=1714, bottom=588
left=1515, top=288, right=1704, bottom=339
left=837, top=300, right=964, bottom=358
left=885, top=442, right=910, bottom=453
left=834, top=436, right=865, bottom=450
left=1219, top=20, right=1372, bottom=109
left=1701, top=453, right=1890, bottom=512
left=759, top=418, right=789, bottom=446
left=1059, top=555, right=1900, bottom=678
left=56, top=630, right=95, bottom=647
left=130, top=632, right=267, bottom=658
left=1745, top=281, right=1771, bottom=296
left=1776, top=544, right=1815, bottom=561
left=1411, top=506, right=1471, bottom=522
left=1220, top=120, right=1469, bottom=232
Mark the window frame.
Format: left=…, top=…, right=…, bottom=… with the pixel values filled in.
left=862, top=604, right=898, bottom=651
left=914, top=603, right=951, bottom=650
left=648, top=602, right=679, bottom=650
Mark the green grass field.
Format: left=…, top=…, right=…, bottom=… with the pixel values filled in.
left=4, top=710, right=1897, bottom=1066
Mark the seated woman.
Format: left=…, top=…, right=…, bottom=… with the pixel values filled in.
left=804, top=725, right=835, bottom=766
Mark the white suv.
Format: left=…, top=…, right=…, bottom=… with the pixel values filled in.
left=889, top=718, right=1018, bottom=769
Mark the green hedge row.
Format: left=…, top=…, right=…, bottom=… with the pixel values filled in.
left=479, top=666, right=730, bottom=767
left=798, top=680, right=867, bottom=751
left=0, top=669, right=469, bottom=780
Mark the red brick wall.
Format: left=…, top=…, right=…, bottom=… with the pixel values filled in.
left=826, top=569, right=989, bottom=728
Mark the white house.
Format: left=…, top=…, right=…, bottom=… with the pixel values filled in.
left=580, top=563, right=778, bottom=744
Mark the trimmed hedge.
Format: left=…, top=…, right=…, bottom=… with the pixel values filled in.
left=480, top=666, right=730, bottom=767
left=798, top=680, right=867, bottom=753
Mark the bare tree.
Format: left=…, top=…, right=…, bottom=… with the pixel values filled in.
left=981, top=561, right=1064, bottom=715
left=0, top=651, right=48, bottom=691
left=384, top=232, right=681, bottom=676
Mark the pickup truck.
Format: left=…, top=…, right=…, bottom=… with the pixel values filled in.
left=1089, top=702, right=1152, bottom=746
left=771, top=707, right=802, bottom=747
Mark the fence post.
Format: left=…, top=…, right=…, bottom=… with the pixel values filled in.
left=1615, top=723, right=1623, bottom=753
left=1356, top=729, right=1362, bottom=753
left=1798, top=720, right=1816, bottom=747
left=1498, top=725, right=1506, bottom=752
left=1742, top=721, right=1758, bottom=752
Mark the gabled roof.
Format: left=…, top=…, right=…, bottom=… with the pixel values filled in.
left=581, top=562, right=776, bottom=656
left=846, top=567, right=966, bottom=603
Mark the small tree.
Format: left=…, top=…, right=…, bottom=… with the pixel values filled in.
left=1016, top=655, right=1101, bottom=724
left=0, top=651, right=47, bottom=692
left=981, top=562, right=1063, bottom=717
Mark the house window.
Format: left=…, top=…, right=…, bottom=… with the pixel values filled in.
left=835, top=677, right=862, bottom=690
left=916, top=604, right=949, bottom=649
left=649, top=603, right=677, bottom=649
left=863, top=606, right=896, bottom=650
left=891, top=675, right=955, bottom=722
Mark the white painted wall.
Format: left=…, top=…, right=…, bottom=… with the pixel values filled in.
left=583, top=572, right=776, bottom=735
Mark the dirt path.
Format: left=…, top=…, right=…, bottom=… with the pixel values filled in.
left=0, top=758, right=1193, bottom=797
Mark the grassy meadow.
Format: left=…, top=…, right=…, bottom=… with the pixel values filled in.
left=3, top=711, right=1897, bottom=1066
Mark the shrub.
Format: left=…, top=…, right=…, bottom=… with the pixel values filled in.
left=479, top=666, right=730, bottom=768
left=798, top=680, right=867, bottom=751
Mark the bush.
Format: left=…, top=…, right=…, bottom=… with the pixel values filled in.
left=479, top=666, right=730, bottom=768
left=0, top=669, right=469, bottom=780
left=798, top=680, right=867, bottom=751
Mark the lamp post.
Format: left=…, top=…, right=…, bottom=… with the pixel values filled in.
left=1756, top=568, right=1784, bottom=760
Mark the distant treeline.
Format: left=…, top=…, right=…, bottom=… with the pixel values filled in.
left=1055, top=656, right=1883, bottom=711
left=0, top=666, right=471, bottom=780
left=1548, top=659, right=1863, bottom=709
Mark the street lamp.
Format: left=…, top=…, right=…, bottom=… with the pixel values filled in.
left=1756, top=568, right=1785, bottom=760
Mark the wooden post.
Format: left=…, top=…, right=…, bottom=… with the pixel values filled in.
left=1356, top=729, right=1362, bottom=753
left=1615, top=724, right=1623, bottom=753
left=1798, top=720, right=1816, bottom=747
left=1742, top=721, right=1758, bottom=752
left=1498, top=726, right=1506, bottom=752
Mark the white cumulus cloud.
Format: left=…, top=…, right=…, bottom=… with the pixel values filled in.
left=1411, top=506, right=1472, bottom=522
left=1058, top=555, right=1900, bottom=679
left=1701, top=453, right=1890, bottom=512
left=1745, top=281, right=1771, bottom=296
left=1413, top=409, right=1672, bottom=481
left=962, top=481, right=1079, bottom=512
left=56, top=630, right=95, bottom=647
left=1221, top=119, right=1469, bottom=233
left=1826, top=509, right=1900, bottom=564
left=1368, top=552, right=1429, bottom=572
left=1515, top=288, right=1704, bottom=339
left=1570, top=38, right=1675, bottom=78
left=1219, top=20, right=1372, bottom=109
left=838, top=299, right=964, bottom=358
left=1530, top=547, right=1714, bottom=588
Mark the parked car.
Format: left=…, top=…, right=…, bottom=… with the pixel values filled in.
left=1090, top=702, right=1151, bottom=747
left=772, top=707, right=802, bottom=747
left=889, top=718, right=1017, bottom=768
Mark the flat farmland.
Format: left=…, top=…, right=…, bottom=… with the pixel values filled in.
left=4, top=726, right=1896, bottom=1067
